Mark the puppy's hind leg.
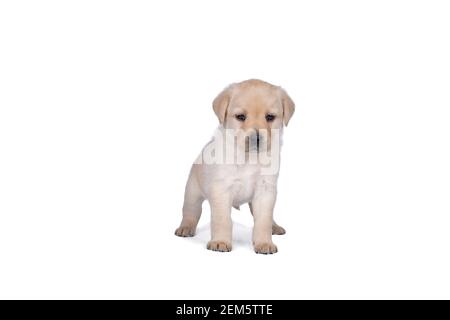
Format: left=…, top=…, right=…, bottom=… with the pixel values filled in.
left=272, top=221, right=286, bottom=235
left=249, top=203, right=285, bottom=235
left=175, top=168, right=204, bottom=237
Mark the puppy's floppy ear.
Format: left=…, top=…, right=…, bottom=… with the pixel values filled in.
left=213, top=85, right=233, bottom=124
left=279, top=88, right=295, bottom=126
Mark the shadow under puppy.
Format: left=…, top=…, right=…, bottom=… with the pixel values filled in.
left=175, top=79, right=295, bottom=254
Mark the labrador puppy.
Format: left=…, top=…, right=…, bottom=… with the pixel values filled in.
left=175, top=79, right=294, bottom=254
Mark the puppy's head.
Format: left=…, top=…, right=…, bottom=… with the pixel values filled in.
left=213, top=79, right=295, bottom=152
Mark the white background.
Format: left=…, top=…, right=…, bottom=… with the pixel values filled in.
left=1, top=1, right=449, bottom=299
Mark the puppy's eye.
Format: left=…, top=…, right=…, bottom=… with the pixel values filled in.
left=235, top=114, right=246, bottom=121
left=265, top=114, right=276, bottom=122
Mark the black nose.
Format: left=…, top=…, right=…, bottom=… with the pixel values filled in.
left=248, top=130, right=262, bottom=151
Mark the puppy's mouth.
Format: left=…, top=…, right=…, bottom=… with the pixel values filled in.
left=245, top=134, right=267, bottom=153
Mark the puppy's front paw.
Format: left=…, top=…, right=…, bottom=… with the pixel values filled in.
left=207, top=240, right=232, bottom=252
left=254, top=242, right=278, bottom=254
left=175, top=226, right=195, bottom=237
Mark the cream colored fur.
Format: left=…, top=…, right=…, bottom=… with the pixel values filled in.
left=175, top=79, right=295, bottom=254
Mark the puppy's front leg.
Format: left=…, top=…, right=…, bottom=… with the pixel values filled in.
left=252, top=186, right=278, bottom=254
left=207, top=191, right=232, bottom=252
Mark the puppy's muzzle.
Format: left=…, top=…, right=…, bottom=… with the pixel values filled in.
left=248, top=131, right=264, bottom=152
